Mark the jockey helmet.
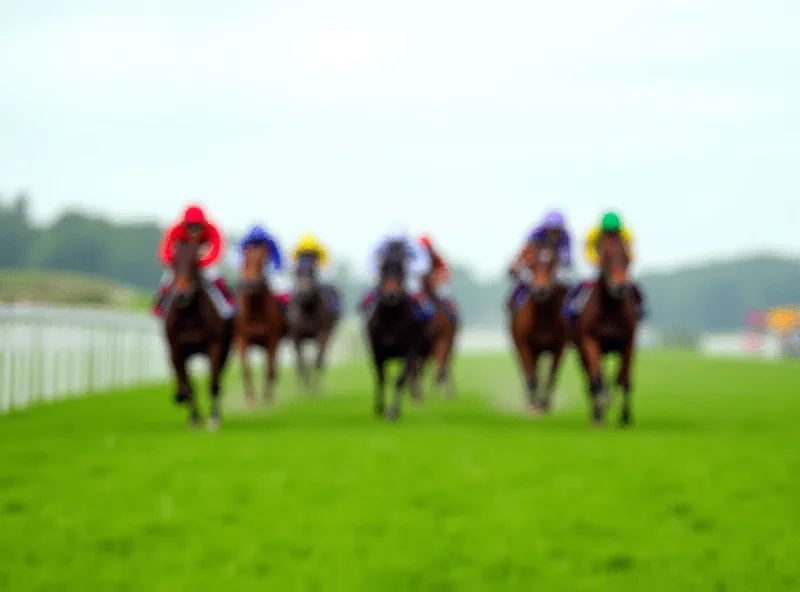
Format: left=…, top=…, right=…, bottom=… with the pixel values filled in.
left=600, top=211, right=622, bottom=232
left=297, top=233, right=321, bottom=253
left=182, top=204, right=207, bottom=225
left=541, top=210, right=565, bottom=230
left=419, top=234, right=432, bottom=248
left=243, top=225, right=270, bottom=246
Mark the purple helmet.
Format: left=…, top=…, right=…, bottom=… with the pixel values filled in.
left=541, top=210, right=565, bottom=230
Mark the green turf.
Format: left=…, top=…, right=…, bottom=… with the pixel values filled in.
left=1, top=350, right=798, bottom=591
left=0, top=269, right=149, bottom=310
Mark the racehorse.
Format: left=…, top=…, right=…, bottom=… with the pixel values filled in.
left=508, top=241, right=569, bottom=414
left=234, top=244, right=288, bottom=407
left=163, top=241, right=234, bottom=430
left=413, top=280, right=459, bottom=399
left=573, top=233, right=638, bottom=426
left=287, top=254, right=341, bottom=393
left=365, top=242, right=427, bottom=421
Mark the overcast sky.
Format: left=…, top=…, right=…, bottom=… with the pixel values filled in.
left=1, top=0, right=798, bottom=276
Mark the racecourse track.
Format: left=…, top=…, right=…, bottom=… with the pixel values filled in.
left=1, top=349, right=798, bottom=591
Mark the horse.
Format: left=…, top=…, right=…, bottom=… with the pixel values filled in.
left=287, top=254, right=341, bottom=393
left=508, top=241, right=570, bottom=415
left=573, top=233, right=639, bottom=426
left=234, top=244, right=288, bottom=408
left=163, top=241, right=235, bottom=430
left=413, top=275, right=459, bottom=399
left=365, top=242, right=427, bottom=421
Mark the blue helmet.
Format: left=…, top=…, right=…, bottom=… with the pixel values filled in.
left=241, top=225, right=270, bottom=247
left=541, top=210, right=565, bottom=230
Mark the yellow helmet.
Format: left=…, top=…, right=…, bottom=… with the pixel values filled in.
left=297, top=233, right=320, bottom=252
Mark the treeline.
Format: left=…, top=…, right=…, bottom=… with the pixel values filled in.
left=2, top=192, right=799, bottom=333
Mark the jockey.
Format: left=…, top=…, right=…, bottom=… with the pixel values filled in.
left=360, top=224, right=434, bottom=320
left=238, top=224, right=283, bottom=273
left=418, top=234, right=450, bottom=298
left=506, top=209, right=574, bottom=310
left=584, top=210, right=632, bottom=266
left=290, top=233, right=341, bottom=316
left=152, top=204, right=234, bottom=318
left=237, top=224, right=290, bottom=308
left=291, top=233, right=329, bottom=272
left=567, top=210, right=645, bottom=318
left=419, top=234, right=458, bottom=320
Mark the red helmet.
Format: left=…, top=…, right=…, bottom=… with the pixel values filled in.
left=182, top=204, right=207, bottom=225
left=419, top=234, right=432, bottom=248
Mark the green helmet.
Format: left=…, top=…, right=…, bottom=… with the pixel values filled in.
left=600, top=211, right=622, bottom=232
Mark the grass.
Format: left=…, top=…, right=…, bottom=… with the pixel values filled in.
left=0, top=350, right=799, bottom=591
left=0, top=269, right=150, bottom=310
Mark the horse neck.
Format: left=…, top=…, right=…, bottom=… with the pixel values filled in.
left=168, top=287, right=220, bottom=328
left=375, top=299, right=409, bottom=324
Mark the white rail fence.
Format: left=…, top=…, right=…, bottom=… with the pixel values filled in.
left=0, top=305, right=171, bottom=412
left=0, top=304, right=507, bottom=414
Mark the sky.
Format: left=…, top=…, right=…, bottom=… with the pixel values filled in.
left=1, top=0, right=798, bottom=277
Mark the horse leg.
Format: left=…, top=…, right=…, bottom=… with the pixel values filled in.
left=617, top=337, right=635, bottom=427
left=313, top=329, right=331, bottom=393
left=388, top=353, right=416, bottom=421
left=539, top=343, right=566, bottom=413
left=264, top=340, right=278, bottom=405
left=581, top=336, right=608, bottom=425
left=207, top=342, right=223, bottom=431
left=372, top=354, right=387, bottom=417
left=239, top=338, right=256, bottom=408
left=294, top=337, right=311, bottom=393
left=170, top=347, right=200, bottom=429
left=514, top=341, right=538, bottom=414
left=410, top=355, right=424, bottom=402
left=432, top=336, right=451, bottom=397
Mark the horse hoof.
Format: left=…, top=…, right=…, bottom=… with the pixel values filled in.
left=387, top=407, right=401, bottom=421
left=207, top=417, right=220, bottom=431
left=619, top=414, right=633, bottom=428
left=174, top=391, right=190, bottom=405
left=188, top=420, right=201, bottom=431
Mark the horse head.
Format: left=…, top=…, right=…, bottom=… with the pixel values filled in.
left=171, top=240, right=202, bottom=308
left=528, top=242, right=558, bottom=303
left=240, top=244, right=269, bottom=294
left=600, top=233, right=631, bottom=300
left=294, top=254, right=320, bottom=304
left=378, top=241, right=407, bottom=307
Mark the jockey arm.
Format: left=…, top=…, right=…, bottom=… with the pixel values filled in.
left=266, top=236, right=284, bottom=271
left=408, top=240, right=433, bottom=277
left=621, top=227, right=634, bottom=261
left=198, top=222, right=224, bottom=268
left=584, top=226, right=601, bottom=266
left=366, top=242, right=383, bottom=277
left=509, top=242, right=534, bottom=277
left=158, top=223, right=183, bottom=267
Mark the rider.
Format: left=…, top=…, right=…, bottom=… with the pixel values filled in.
left=567, top=210, right=645, bottom=318
left=237, top=224, right=290, bottom=308
left=418, top=234, right=458, bottom=319
left=360, top=224, right=434, bottom=321
left=506, top=209, right=574, bottom=310
left=152, top=204, right=234, bottom=318
left=290, top=233, right=341, bottom=316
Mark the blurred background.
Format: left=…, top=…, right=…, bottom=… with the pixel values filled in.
left=1, top=0, right=799, bottom=411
